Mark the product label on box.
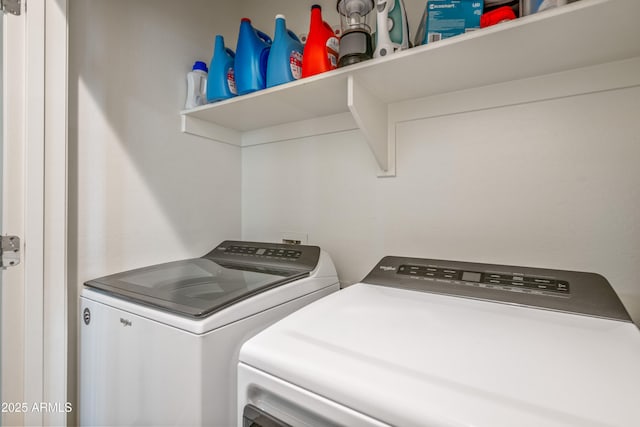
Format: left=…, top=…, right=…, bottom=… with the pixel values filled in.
left=424, top=0, right=483, bottom=43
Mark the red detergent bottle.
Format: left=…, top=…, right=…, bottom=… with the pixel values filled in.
left=302, top=5, right=339, bottom=78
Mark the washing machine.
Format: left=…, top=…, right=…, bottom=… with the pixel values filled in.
left=79, top=240, right=339, bottom=426
left=238, top=256, right=640, bottom=427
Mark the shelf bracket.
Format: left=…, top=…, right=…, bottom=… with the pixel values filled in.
left=347, top=75, right=395, bottom=177
left=181, top=115, right=242, bottom=147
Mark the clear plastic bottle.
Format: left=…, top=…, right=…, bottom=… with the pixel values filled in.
left=185, top=61, right=208, bottom=109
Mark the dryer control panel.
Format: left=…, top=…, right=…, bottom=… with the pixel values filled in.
left=364, top=256, right=631, bottom=322
left=396, top=265, right=570, bottom=296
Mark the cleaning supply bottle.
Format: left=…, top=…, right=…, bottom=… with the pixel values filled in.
left=207, top=35, right=237, bottom=102
left=235, top=18, right=272, bottom=95
left=302, top=5, right=339, bottom=78
left=266, top=14, right=304, bottom=88
left=521, top=0, right=567, bottom=15
left=184, top=61, right=208, bottom=109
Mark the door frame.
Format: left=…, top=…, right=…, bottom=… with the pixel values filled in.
left=2, top=0, right=68, bottom=425
left=2, top=6, right=27, bottom=426
left=42, top=1, right=69, bottom=425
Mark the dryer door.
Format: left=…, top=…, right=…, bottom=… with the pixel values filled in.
left=238, top=363, right=390, bottom=427
left=243, top=404, right=291, bottom=427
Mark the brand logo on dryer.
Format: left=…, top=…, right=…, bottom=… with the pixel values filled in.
left=120, top=318, right=132, bottom=327
left=380, top=266, right=397, bottom=271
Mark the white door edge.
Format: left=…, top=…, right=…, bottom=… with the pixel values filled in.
left=23, top=0, right=46, bottom=423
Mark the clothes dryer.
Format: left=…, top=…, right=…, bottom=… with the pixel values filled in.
left=80, top=240, right=339, bottom=426
left=238, top=256, right=640, bottom=427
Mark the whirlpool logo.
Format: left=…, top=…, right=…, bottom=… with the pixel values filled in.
left=120, top=318, right=132, bottom=327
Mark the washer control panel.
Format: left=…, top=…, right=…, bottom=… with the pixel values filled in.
left=364, top=256, right=630, bottom=321
left=206, top=240, right=320, bottom=273
left=223, top=245, right=302, bottom=259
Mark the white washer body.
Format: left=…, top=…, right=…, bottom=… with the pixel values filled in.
left=80, top=247, right=338, bottom=426
left=238, top=261, right=640, bottom=427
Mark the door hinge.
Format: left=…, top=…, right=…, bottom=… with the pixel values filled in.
left=1, top=236, right=21, bottom=269
left=1, top=0, right=21, bottom=16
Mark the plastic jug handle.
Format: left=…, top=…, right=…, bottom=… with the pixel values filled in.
left=323, top=22, right=334, bottom=34
left=256, top=30, right=272, bottom=45
left=287, top=29, right=301, bottom=43
left=259, top=47, right=271, bottom=80
left=225, top=47, right=235, bottom=58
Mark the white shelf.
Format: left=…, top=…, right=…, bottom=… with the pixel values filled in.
left=181, top=0, right=640, bottom=176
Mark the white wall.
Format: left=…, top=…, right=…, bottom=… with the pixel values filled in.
left=242, top=66, right=640, bottom=325
left=69, top=0, right=243, bottom=285
left=68, top=1, right=244, bottom=421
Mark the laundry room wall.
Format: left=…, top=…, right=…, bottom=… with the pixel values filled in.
left=238, top=0, right=339, bottom=38
left=68, top=1, right=244, bottom=420
left=242, top=60, right=640, bottom=326
left=69, top=0, right=243, bottom=289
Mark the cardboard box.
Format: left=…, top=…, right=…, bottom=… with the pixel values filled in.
left=422, top=0, right=483, bottom=44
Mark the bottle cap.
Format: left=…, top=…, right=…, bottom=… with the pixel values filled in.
left=276, top=14, right=286, bottom=20
left=480, top=6, right=516, bottom=28
left=192, top=61, right=208, bottom=73
left=311, top=5, right=321, bottom=10
left=241, top=17, right=251, bottom=23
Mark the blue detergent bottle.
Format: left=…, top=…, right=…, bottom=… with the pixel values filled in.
left=235, top=18, right=272, bottom=95
left=266, top=14, right=304, bottom=88
left=207, top=35, right=237, bottom=102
